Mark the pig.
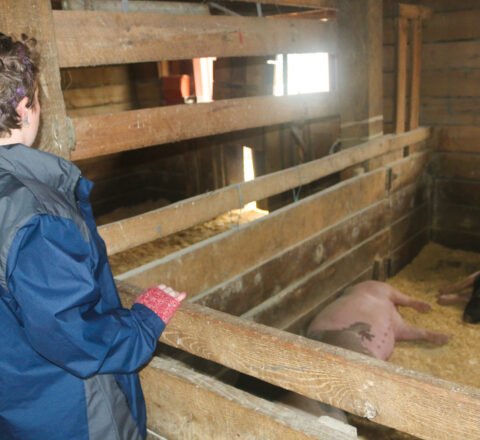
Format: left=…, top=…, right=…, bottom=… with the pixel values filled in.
left=307, top=280, right=449, bottom=360
left=437, top=271, right=480, bottom=323
left=277, top=280, right=449, bottom=423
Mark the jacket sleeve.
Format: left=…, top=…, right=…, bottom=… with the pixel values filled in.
left=6, top=214, right=166, bottom=378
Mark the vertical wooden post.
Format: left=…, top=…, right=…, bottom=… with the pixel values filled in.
left=409, top=18, right=422, bottom=130
left=395, top=17, right=408, bottom=134
left=0, top=1, right=73, bottom=159
left=338, top=0, right=383, bottom=149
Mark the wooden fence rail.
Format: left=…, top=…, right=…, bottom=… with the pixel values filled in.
left=99, top=127, right=430, bottom=255
left=118, top=280, right=480, bottom=440
left=53, top=11, right=337, bottom=68
left=71, top=92, right=337, bottom=160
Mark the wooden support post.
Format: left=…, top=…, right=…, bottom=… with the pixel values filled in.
left=395, top=17, right=408, bottom=134
left=409, top=18, right=423, bottom=130
left=0, top=1, right=73, bottom=159
left=338, top=0, right=383, bottom=149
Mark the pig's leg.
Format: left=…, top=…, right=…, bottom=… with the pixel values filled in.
left=437, top=271, right=480, bottom=296
left=437, top=291, right=471, bottom=305
left=388, top=286, right=431, bottom=313
left=392, top=308, right=449, bottom=346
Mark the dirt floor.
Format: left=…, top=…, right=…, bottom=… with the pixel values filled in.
left=350, top=241, right=480, bottom=440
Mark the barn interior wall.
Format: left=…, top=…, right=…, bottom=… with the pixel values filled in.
left=66, top=55, right=339, bottom=218
left=383, top=0, right=480, bottom=253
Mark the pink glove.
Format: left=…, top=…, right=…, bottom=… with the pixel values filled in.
left=135, top=284, right=186, bottom=324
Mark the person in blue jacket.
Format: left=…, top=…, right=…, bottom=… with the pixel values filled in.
left=0, top=33, right=186, bottom=440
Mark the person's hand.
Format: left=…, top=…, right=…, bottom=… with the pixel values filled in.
left=135, top=284, right=186, bottom=324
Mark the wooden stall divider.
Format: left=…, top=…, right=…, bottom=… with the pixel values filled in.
left=99, top=127, right=430, bottom=256
left=117, top=279, right=480, bottom=440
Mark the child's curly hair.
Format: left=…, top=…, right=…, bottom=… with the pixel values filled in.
left=0, top=33, right=38, bottom=138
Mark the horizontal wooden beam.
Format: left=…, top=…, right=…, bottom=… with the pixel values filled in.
left=53, top=11, right=336, bottom=68
left=141, top=356, right=357, bottom=440
left=99, top=127, right=430, bottom=255
left=71, top=92, right=337, bottom=161
left=194, top=200, right=388, bottom=315
left=62, top=0, right=210, bottom=14
left=242, top=230, right=389, bottom=328
left=117, top=170, right=387, bottom=293
left=433, top=152, right=480, bottom=180
left=398, top=3, right=433, bottom=20
left=226, top=0, right=337, bottom=9
left=432, top=126, right=480, bottom=153
left=117, top=281, right=480, bottom=440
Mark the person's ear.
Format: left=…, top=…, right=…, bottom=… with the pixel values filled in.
left=15, top=96, right=29, bottom=122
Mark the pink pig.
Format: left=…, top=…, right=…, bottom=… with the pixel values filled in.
left=278, top=281, right=449, bottom=423
left=307, top=280, right=449, bottom=360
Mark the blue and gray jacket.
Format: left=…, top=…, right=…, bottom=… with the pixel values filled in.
left=0, top=144, right=166, bottom=440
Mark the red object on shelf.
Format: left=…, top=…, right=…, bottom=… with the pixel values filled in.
left=162, top=74, right=190, bottom=105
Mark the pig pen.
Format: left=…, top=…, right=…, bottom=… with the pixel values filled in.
left=104, top=126, right=480, bottom=440
left=7, top=2, right=480, bottom=438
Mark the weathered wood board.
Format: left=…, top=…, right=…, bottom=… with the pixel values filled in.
left=434, top=153, right=480, bottom=180
left=384, top=40, right=480, bottom=72
left=385, top=9, right=480, bottom=44
left=194, top=200, right=389, bottom=315
left=432, top=126, right=480, bottom=152
left=434, top=204, right=480, bottom=236
left=54, top=11, right=337, bottom=68
left=435, top=179, right=480, bottom=206
left=389, top=151, right=430, bottom=193
left=117, top=281, right=480, bottom=440
left=62, top=0, right=210, bottom=15
left=117, top=170, right=387, bottom=292
left=141, top=356, right=357, bottom=440
left=71, top=92, right=338, bottom=160
left=99, top=128, right=430, bottom=256
left=243, top=230, right=389, bottom=329
left=390, top=204, right=429, bottom=251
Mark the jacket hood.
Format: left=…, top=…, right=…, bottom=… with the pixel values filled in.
left=0, top=144, right=81, bottom=198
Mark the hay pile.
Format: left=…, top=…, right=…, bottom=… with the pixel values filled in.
left=388, top=242, right=480, bottom=387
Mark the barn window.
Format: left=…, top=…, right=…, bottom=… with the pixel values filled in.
left=271, top=52, right=330, bottom=96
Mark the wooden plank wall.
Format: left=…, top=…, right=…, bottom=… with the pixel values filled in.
left=383, top=0, right=480, bottom=252
left=66, top=61, right=338, bottom=217
left=117, top=140, right=431, bottom=331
